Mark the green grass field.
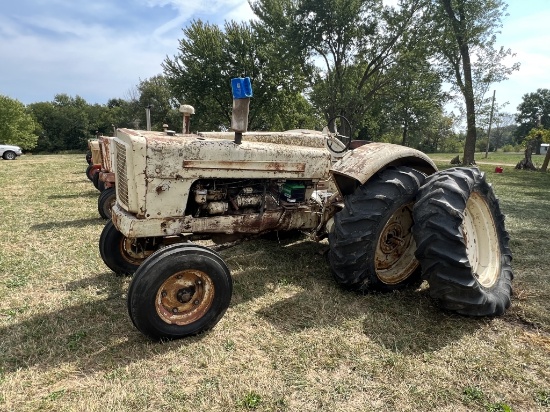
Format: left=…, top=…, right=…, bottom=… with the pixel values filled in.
left=1, top=154, right=549, bottom=411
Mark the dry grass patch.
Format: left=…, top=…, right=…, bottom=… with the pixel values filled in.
left=1, top=155, right=550, bottom=411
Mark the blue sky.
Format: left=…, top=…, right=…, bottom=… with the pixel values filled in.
left=0, top=0, right=548, bottom=114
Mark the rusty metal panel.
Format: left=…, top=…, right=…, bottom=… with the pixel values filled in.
left=330, top=143, right=438, bottom=195
left=100, top=136, right=114, bottom=172
left=89, top=140, right=102, bottom=165
left=147, top=138, right=331, bottom=180
left=111, top=203, right=320, bottom=238
left=198, top=130, right=326, bottom=148
left=182, top=160, right=306, bottom=173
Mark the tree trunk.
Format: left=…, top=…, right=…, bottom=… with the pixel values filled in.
left=515, top=142, right=538, bottom=170
left=541, top=149, right=550, bottom=172
left=461, top=46, right=477, bottom=165
left=440, top=0, right=477, bottom=165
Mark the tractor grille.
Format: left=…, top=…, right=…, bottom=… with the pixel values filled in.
left=115, top=141, right=129, bottom=207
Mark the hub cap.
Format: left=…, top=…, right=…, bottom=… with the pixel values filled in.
left=156, top=269, right=215, bottom=325
left=375, top=203, right=418, bottom=284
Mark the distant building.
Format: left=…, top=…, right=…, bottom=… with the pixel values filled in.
left=541, top=143, right=549, bottom=155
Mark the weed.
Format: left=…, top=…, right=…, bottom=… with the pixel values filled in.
left=464, top=386, right=485, bottom=402
left=45, top=389, right=66, bottom=401
left=5, top=275, right=28, bottom=289
left=485, top=401, right=512, bottom=412
left=224, top=339, right=236, bottom=351
left=535, top=390, right=550, bottom=407
left=238, top=391, right=262, bottom=409
left=67, top=331, right=87, bottom=350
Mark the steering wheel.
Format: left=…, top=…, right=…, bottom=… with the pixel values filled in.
left=326, top=115, right=352, bottom=154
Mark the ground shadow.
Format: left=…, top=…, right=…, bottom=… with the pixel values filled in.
left=49, top=191, right=98, bottom=200
left=0, top=272, right=209, bottom=375
left=31, top=217, right=103, bottom=231
left=224, top=237, right=484, bottom=355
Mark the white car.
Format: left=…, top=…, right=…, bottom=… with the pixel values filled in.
left=0, top=143, right=23, bottom=160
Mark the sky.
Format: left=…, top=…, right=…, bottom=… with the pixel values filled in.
left=0, top=0, right=548, bottom=114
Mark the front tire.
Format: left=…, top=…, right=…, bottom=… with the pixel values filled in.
left=328, top=166, right=426, bottom=292
left=3, top=151, right=16, bottom=160
left=412, top=167, right=513, bottom=316
left=99, top=220, right=160, bottom=275
left=85, top=164, right=95, bottom=181
left=98, top=187, right=116, bottom=219
left=127, top=244, right=232, bottom=340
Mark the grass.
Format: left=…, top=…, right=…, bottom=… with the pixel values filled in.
left=1, top=153, right=550, bottom=411
left=428, top=150, right=548, bottom=168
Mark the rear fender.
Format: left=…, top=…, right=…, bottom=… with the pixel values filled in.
left=330, top=143, right=438, bottom=196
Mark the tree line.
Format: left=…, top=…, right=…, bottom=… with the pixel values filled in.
left=1, top=0, right=548, bottom=161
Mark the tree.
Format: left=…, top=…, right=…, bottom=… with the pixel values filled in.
left=251, top=0, right=429, bottom=131
left=373, top=54, right=446, bottom=147
left=0, top=95, right=38, bottom=149
left=515, top=88, right=550, bottom=150
left=28, top=94, right=99, bottom=152
left=163, top=20, right=318, bottom=132
left=491, top=111, right=516, bottom=150
left=428, top=0, right=518, bottom=165
left=515, top=127, right=550, bottom=171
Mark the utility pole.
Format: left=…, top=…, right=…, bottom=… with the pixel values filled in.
left=484, top=90, right=496, bottom=159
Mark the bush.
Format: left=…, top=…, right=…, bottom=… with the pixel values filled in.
left=502, top=144, right=515, bottom=152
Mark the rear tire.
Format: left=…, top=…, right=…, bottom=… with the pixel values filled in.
left=98, top=187, right=116, bottom=219
left=328, top=166, right=426, bottom=292
left=412, top=167, right=513, bottom=316
left=127, top=244, right=232, bottom=340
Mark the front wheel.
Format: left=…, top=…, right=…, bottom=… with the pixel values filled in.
left=412, top=167, right=513, bottom=316
left=98, top=187, right=116, bottom=219
left=328, top=166, right=426, bottom=292
left=85, top=164, right=95, bottom=181
left=99, top=220, right=160, bottom=275
left=127, top=244, right=232, bottom=340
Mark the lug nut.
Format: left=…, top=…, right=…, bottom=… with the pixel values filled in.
left=172, top=308, right=179, bottom=313
left=194, top=300, right=200, bottom=305
left=161, top=291, right=167, bottom=298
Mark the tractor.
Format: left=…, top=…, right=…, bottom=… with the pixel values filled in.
left=98, top=86, right=512, bottom=341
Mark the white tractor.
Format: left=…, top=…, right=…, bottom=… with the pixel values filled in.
left=99, top=86, right=513, bottom=340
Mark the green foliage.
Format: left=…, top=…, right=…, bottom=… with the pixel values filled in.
left=163, top=19, right=317, bottom=132
left=237, top=391, right=262, bottom=409
left=428, top=0, right=518, bottom=164
left=28, top=94, right=111, bottom=152
left=534, top=390, right=550, bottom=407
left=515, top=88, right=550, bottom=142
left=485, top=401, right=512, bottom=412
left=130, top=75, right=181, bottom=131
left=0, top=95, right=39, bottom=149
left=463, top=386, right=485, bottom=402
left=501, top=144, right=515, bottom=152
left=67, top=331, right=87, bottom=351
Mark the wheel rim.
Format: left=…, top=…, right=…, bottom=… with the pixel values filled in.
left=120, top=238, right=156, bottom=265
left=375, top=202, right=418, bottom=284
left=463, top=192, right=501, bottom=288
left=155, top=269, right=215, bottom=325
